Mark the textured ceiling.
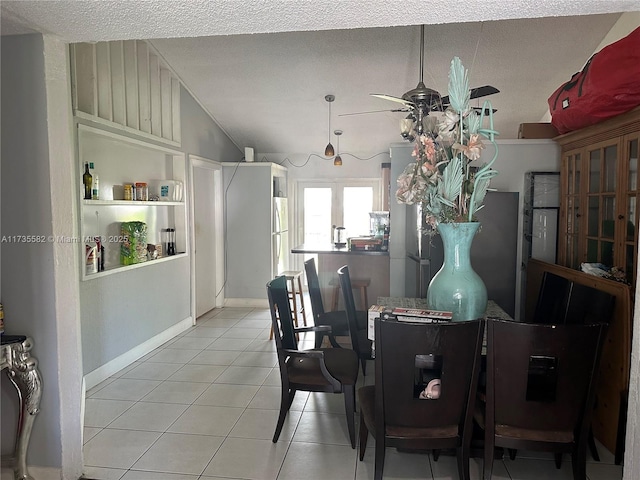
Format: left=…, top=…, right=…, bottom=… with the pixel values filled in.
left=2, top=1, right=638, bottom=156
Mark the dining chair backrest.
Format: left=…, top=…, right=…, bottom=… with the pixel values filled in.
left=376, top=317, right=484, bottom=443
left=533, top=272, right=572, bottom=324
left=482, top=319, right=607, bottom=480
left=304, top=258, right=326, bottom=318
left=533, top=271, right=615, bottom=325
left=486, top=318, right=606, bottom=437
left=565, top=282, right=615, bottom=325
left=267, top=275, right=298, bottom=353
left=337, top=265, right=361, bottom=354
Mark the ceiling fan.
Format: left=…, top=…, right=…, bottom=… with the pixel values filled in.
left=341, top=25, right=499, bottom=140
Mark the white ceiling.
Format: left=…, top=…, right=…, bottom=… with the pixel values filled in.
left=2, top=1, right=638, bottom=158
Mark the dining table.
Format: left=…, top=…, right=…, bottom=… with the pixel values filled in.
left=376, top=297, right=512, bottom=320
left=372, top=297, right=514, bottom=356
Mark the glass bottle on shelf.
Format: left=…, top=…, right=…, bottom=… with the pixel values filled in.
left=92, top=175, right=100, bottom=200
left=83, top=162, right=93, bottom=200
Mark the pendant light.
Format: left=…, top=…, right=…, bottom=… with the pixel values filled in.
left=324, top=95, right=335, bottom=157
left=333, top=130, right=343, bottom=166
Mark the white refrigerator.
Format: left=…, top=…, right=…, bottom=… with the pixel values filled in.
left=222, top=162, right=288, bottom=301
left=273, top=197, right=289, bottom=276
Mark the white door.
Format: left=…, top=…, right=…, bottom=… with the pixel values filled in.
left=191, top=157, right=224, bottom=318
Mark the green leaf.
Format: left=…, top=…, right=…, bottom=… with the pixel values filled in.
left=447, top=57, right=470, bottom=113
left=466, top=110, right=481, bottom=134
left=469, top=177, right=489, bottom=218
left=440, top=155, right=463, bottom=203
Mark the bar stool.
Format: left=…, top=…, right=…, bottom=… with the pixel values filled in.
left=269, top=270, right=307, bottom=339
left=329, top=276, right=370, bottom=312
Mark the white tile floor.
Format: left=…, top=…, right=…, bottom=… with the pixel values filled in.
left=78, top=306, right=624, bottom=480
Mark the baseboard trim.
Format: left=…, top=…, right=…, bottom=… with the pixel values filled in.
left=83, top=316, right=193, bottom=390
left=224, top=298, right=269, bottom=308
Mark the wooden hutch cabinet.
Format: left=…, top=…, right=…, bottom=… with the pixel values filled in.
left=556, top=107, right=640, bottom=287
left=554, top=109, right=639, bottom=460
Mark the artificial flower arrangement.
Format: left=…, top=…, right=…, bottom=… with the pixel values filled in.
left=396, top=57, right=500, bottom=229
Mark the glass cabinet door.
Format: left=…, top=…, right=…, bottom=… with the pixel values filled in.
left=622, top=133, right=640, bottom=285
left=585, top=141, right=618, bottom=268
left=560, top=149, right=582, bottom=268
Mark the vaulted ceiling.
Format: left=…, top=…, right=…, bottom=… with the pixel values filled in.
left=2, top=1, right=638, bottom=157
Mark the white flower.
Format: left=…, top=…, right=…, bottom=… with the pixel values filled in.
left=394, top=57, right=500, bottom=225
left=438, top=108, right=459, bottom=140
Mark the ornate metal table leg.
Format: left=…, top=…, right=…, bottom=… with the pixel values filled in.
left=4, top=337, right=42, bottom=480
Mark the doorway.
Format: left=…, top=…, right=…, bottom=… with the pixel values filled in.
left=190, top=156, right=225, bottom=319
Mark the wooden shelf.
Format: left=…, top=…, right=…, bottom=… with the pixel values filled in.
left=82, top=252, right=187, bottom=281
left=83, top=200, right=184, bottom=206
left=77, top=123, right=188, bottom=280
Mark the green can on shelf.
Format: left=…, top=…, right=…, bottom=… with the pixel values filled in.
left=120, top=221, right=148, bottom=265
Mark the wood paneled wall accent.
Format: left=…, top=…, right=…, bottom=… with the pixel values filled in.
left=70, top=40, right=181, bottom=145
left=525, top=258, right=633, bottom=455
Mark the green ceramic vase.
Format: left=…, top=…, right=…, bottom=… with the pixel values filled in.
left=427, top=222, right=487, bottom=321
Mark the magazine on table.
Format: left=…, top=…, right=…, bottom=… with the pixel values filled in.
left=384, top=307, right=453, bottom=323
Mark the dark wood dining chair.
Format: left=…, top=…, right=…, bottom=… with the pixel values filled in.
left=304, top=258, right=367, bottom=349
left=480, top=319, right=607, bottom=480
left=266, top=275, right=359, bottom=448
left=532, top=271, right=572, bottom=325
left=533, top=271, right=615, bottom=325
left=530, top=274, right=615, bottom=462
left=358, top=317, right=484, bottom=480
left=304, top=258, right=348, bottom=348
left=337, top=265, right=373, bottom=376
left=564, top=282, right=615, bottom=325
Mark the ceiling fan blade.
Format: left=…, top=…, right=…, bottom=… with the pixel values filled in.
left=441, top=85, right=500, bottom=108
left=471, top=106, right=498, bottom=115
left=470, top=85, right=500, bottom=99
left=370, top=93, right=415, bottom=107
left=339, top=108, right=409, bottom=117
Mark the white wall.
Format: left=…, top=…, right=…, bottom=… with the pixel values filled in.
left=262, top=152, right=387, bottom=181
left=79, top=75, right=242, bottom=377
left=626, top=265, right=640, bottom=479
left=180, top=86, right=243, bottom=162
left=0, top=34, right=247, bottom=480
left=1, top=34, right=83, bottom=479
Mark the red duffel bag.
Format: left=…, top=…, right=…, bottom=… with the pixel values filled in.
left=548, top=26, right=640, bottom=135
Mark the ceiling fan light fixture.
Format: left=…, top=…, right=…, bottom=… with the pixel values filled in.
left=333, top=129, right=343, bottom=166
left=423, top=116, right=438, bottom=135
left=400, top=117, right=415, bottom=139
left=324, top=94, right=335, bottom=157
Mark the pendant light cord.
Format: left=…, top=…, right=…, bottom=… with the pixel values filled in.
left=328, top=100, right=332, bottom=143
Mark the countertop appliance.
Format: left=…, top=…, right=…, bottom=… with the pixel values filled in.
left=369, top=211, right=390, bottom=236
left=405, top=191, right=519, bottom=318
left=333, top=226, right=346, bottom=246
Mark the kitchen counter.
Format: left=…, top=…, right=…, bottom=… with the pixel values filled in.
left=291, top=244, right=389, bottom=256
left=292, top=244, right=390, bottom=310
